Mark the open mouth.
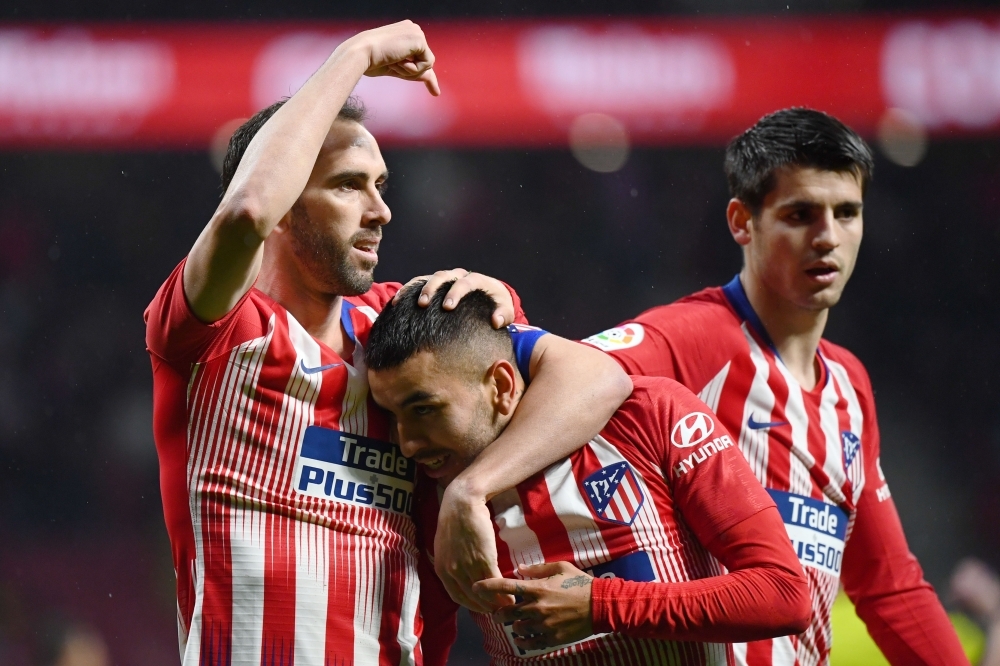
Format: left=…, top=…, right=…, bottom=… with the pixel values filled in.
left=805, top=264, right=839, bottom=283
left=353, top=240, right=380, bottom=260
left=416, top=452, right=450, bottom=475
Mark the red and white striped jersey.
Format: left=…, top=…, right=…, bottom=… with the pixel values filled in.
left=584, top=277, right=891, bottom=666
left=418, top=376, right=776, bottom=666
left=146, top=260, right=425, bottom=666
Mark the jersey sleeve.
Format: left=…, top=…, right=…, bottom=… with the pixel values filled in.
left=591, top=505, right=810, bottom=642
left=655, top=380, right=774, bottom=535
left=508, top=324, right=548, bottom=381
left=840, top=374, right=969, bottom=664
left=144, top=258, right=271, bottom=368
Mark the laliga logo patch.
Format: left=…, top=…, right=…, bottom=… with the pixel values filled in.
left=582, top=324, right=645, bottom=351
left=671, top=412, right=714, bottom=448
left=582, top=461, right=645, bottom=526
left=841, top=431, right=861, bottom=469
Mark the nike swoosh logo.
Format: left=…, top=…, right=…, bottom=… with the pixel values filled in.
left=747, top=414, right=789, bottom=430
left=300, top=359, right=343, bottom=375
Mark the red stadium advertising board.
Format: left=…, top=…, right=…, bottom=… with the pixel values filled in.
left=1, top=15, right=1000, bottom=148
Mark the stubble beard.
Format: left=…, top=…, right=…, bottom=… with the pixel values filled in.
left=289, top=201, right=378, bottom=297
left=441, top=398, right=508, bottom=488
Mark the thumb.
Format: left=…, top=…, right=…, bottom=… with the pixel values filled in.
left=518, top=561, right=570, bottom=579
left=473, top=577, right=534, bottom=599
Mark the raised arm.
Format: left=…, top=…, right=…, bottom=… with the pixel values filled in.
left=183, top=21, right=439, bottom=323
left=433, top=335, right=633, bottom=612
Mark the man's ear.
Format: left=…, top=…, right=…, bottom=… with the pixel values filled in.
left=487, top=359, right=519, bottom=417
left=727, top=198, right=753, bottom=247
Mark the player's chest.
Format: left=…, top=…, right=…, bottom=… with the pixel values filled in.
left=712, top=352, right=865, bottom=504
left=489, top=438, right=679, bottom=581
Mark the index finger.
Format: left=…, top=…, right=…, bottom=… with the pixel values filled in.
left=420, top=68, right=440, bottom=96
left=391, top=275, right=431, bottom=305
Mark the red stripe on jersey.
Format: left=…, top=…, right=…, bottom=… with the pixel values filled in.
left=325, top=519, right=357, bottom=662
left=261, top=512, right=296, bottom=666
left=518, top=478, right=577, bottom=564
left=199, top=491, right=233, bottom=666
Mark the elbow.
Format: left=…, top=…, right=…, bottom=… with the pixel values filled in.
left=214, top=193, right=269, bottom=242
left=778, top=572, right=812, bottom=635
left=593, top=350, right=633, bottom=406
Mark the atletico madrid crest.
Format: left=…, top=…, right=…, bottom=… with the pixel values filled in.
left=582, top=462, right=645, bottom=526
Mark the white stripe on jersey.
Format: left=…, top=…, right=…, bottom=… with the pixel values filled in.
left=492, top=489, right=545, bottom=573
left=230, top=507, right=266, bottom=666
left=772, top=636, right=796, bottom=664
left=818, top=371, right=849, bottom=504
left=294, top=519, right=329, bottom=666
left=827, top=359, right=866, bottom=502
left=732, top=642, right=748, bottom=666
left=698, top=361, right=731, bottom=413
left=340, top=339, right=370, bottom=437
left=396, top=558, right=420, bottom=666
left=772, top=359, right=816, bottom=497
left=543, top=459, right=611, bottom=569
left=740, top=326, right=774, bottom=483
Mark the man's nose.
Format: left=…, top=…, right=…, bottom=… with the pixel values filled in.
left=397, top=425, right=424, bottom=458
left=364, top=189, right=391, bottom=227
left=813, top=209, right=839, bottom=250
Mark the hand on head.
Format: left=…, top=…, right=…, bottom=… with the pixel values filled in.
left=393, top=268, right=516, bottom=328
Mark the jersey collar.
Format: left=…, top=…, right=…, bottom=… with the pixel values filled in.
left=721, top=274, right=830, bottom=389
left=722, top=274, right=781, bottom=359
left=340, top=300, right=357, bottom=345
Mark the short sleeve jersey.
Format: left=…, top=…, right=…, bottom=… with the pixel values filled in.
left=145, top=260, right=524, bottom=666
left=583, top=277, right=892, bottom=666
left=418, top=369, right=776, bottom=666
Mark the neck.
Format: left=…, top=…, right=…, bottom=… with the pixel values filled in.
left=257, top=248, right=350, bottom=355
left=740, top=268, right=828, bottom=390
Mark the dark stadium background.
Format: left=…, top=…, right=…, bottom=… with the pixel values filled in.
left=1, top=0, right=999, bottom=664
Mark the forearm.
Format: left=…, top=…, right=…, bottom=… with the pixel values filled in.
left=451, top=340, right=631, bottom=500
left=852, top=586, right=969, bottom=665
left=219, top=43, right=368, bottom=235
left=592, top=563, right=808, bottom=643
left=842, top=488, right=968, bottom=664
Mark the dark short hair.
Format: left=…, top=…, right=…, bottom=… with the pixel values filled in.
left=724, top=108, right=874, bottom=215
left=221, top=95, right=368, bottom=193
left=366, top=281, right=514, bottom=373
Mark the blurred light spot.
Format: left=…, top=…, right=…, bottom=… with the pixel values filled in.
left=877, top=108, right=927, bottom=167
left=569, top=113, right=629, bottom=173
left=210, top=118, right=247, bottom=175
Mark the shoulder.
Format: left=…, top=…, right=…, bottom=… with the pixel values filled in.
left=631, top=287, right=745, bottom=350
left=821, top=339, right=874, bottom=397
left=345, top=281, right=403, bottom=313
left=609, top=376, right=705, bottom=430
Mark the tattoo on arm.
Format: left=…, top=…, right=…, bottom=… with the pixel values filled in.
left=560, top=576, right=592, bottom=589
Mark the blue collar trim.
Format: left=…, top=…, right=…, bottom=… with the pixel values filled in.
left=340, top=300, right=357, bottom=345
left=721, top=274, right=781, bottom=360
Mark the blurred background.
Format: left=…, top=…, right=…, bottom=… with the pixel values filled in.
left=1, top=0, right=999, bottom=664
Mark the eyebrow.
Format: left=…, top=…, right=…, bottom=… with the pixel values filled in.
left=401, top=390, right=434, bottom=408
left=778, top=199, right=863, bottom=210
left=331, top=169, right=389, bottom=183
